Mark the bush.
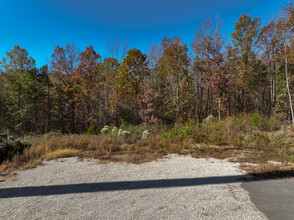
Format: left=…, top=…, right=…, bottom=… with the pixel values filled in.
left=101, top=125, right=110, bottom=134
left=241, top=133, right=270, bottom=149
left=142, top=130, right=150, bottom=139
left=257, top=115, right=283, bottom=131
left=203, top=115, right=215, bottom=123
left=251, top=111, right=261, bottom=127
left=119, top=123, right=151, bottom=140
left=162, top=111, right=176, bottom=125
left=119, top=107, right=134, bottom=124
left=162, top=103, right=177, bottom=125
left=180, top=122, right=192, bottom=138
left=111, top=126, right=118, bottom=135
left=165, top=122, right=192, bottom=140
left=0, top=136, right=31, bottom=162
left=168, top=128, right=180, bottom=138
left=118, top=129, right=131, bottom=139
left=86, top=126, right=97, bottom=134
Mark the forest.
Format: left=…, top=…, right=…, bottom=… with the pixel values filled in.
left=0, top=2, right=294, bottom=179
left=1, top=2, right=294, bottom=135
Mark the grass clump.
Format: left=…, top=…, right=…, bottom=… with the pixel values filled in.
left=251, top=111, right=261, bottom=127
left=43, top=131, right=62, bottom=138
left=43, top=149, right=80, bottom=161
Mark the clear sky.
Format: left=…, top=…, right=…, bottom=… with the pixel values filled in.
left=0, top=0, right=289, bottom=67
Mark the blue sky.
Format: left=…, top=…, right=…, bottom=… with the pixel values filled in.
left=0, top=0, right=289, bottom=67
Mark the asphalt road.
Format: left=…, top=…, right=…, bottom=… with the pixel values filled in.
left=242, top=178, right=294, bottom=220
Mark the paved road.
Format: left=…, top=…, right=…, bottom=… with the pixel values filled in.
left=242, top=178, right=294, bottom=220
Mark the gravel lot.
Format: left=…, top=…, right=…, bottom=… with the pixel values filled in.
left=0, top=155, right=267, bottom=220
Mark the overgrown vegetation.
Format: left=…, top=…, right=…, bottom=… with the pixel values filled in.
left=0, top=137, right=31, bottom=163
left=1, top=115, right=293, bottom=178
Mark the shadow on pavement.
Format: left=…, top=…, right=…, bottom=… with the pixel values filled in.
left=0, top=170, right=293, bottom=199
left=0, top=174, right=254, bottom=198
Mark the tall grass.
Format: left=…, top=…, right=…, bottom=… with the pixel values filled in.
left=1, top=114, right=293, bottom=175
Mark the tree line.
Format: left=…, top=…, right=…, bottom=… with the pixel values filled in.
left=1, top=2, right=294, bottom=135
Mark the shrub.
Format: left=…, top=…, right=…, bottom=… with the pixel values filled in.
left=162, top=103, right=177, bottom=125
left=251, top=111, right=261, bottom=127
left=118, top=129, right=131, bottom=139
left=223, top=116, right=245, bottom=133
left=162, top=111, right=176, bottom=125
left=118, top=129, right=122, bottom=138
left=168, top=128, right=180, bottom=138
left=180, top=122, right=192, bottom=138
left=111, top=126, right=118, bottom=135
left=86, top=126, right=96, bottom=134
left=119, top=107, right=134, bottom=124
left=0, top=136, right=31, bottom=162
left=101, top=125, right=110, bottom=134
left=124, top=123, right=151, bottom=135
left=164, top=122, right=192, bottom=140
left=257, top=115, right=283, bottom=131
left=142, top=130, right=150, bottom=139
left=122, top=130, right=130, bottom=138
left=241, top=133, right=270, bottom=149
left=117, top=123, right=152, bottom=141
left=203, top=115, right=215, bottom=123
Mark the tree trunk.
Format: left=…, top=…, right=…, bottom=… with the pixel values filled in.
left=47, top=79, right=51, bottom=132
left=285, top=55, right=294, bottom=124
left=116, top=70, right=118, bottom=123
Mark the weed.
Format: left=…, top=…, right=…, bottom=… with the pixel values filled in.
left=251, top=111, right=261, bottom=127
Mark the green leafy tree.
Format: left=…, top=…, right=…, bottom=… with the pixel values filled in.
left=231, top=15, right=262, bottom=112
left=159, top=36, right=189, bottom=115
left=0, top=45, right=45, bottom=133
left=118, top=48, right=149, bottom=122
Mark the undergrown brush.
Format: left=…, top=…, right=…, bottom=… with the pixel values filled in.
left=1, top=114, right=294, bottom=178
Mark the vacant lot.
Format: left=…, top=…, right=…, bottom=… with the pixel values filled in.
left=0, top=155, right=266, bottom=220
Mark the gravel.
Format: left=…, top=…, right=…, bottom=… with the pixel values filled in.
left=0, top=155, right=267, bottom=220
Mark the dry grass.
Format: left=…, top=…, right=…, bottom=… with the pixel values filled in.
left=1, top=116, right=294, bottom=178
left=43, top=149, right=80, bottom=161
left=245, top=163, right=294, bottom=179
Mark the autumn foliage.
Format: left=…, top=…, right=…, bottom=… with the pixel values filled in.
left=1, top=2, right=294, bottom=135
